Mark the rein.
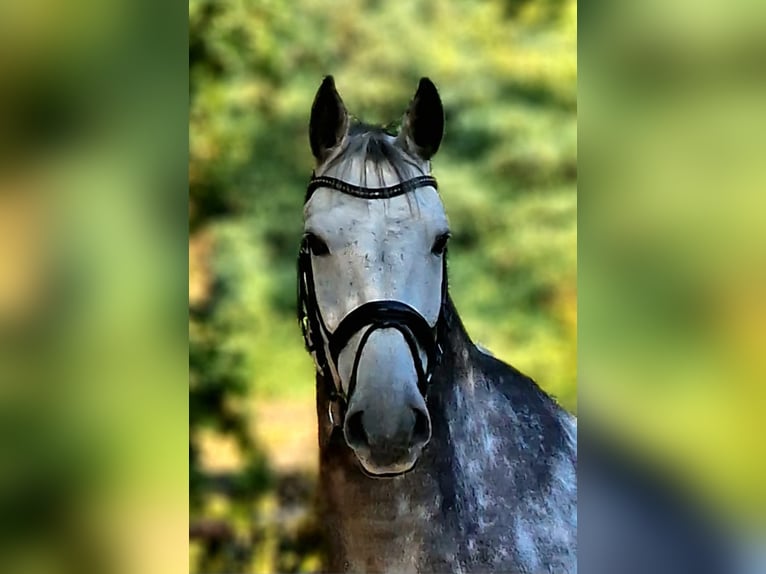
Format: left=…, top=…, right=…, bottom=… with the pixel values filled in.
left=297, top=173, right=446, bottom=428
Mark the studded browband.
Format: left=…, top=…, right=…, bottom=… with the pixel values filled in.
left=305, top=174, right=438, bottom=203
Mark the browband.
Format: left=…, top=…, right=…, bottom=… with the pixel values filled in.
left=305, top=174, right=438, bottom=202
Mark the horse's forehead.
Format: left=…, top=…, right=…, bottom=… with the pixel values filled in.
left=304, top=187, right=447, bottom=232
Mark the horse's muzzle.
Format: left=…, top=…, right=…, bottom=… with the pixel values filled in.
left=343, top=401, right=431, bottom=477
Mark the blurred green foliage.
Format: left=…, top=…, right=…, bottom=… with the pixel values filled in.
left=580, top=0, right=766, bottom=529
left=189, top=0, right=576, bottom=571
left=190, top=0, right=577, bottom=403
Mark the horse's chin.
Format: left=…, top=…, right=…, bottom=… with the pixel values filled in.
left=355, top=454, right=420, bottom=479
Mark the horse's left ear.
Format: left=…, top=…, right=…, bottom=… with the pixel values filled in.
left=398, top=77, right=444, bottom=160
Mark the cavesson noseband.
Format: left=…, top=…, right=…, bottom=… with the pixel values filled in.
left=297, top=173, right=446, bottom=428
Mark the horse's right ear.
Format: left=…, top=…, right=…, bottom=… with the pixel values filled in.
left=309, top=76, right=349, bottom=164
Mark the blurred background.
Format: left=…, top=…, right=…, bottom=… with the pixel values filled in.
left=1, top=0, right=763, bottom=572
left=0, top=2, right=187, bottom=574
left=189, top=0, right=576, bottom=571
left=580, top=0, right=766, bottom=544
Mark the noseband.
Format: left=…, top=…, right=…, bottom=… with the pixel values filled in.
left=297, top=173, right=446, bottom=428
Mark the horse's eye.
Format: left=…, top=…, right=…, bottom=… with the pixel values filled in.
left=431, top=232, right=451, bottom=255
left=305, top=232, right=330, bottom=256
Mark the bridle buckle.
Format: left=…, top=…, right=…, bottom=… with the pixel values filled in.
left=328, top=400, right=343, bottom=428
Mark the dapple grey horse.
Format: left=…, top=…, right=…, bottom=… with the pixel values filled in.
left=297, top=76, right=576, bottom=573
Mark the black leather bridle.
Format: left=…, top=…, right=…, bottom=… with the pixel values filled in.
left=297, top=173, right=446, bottom=427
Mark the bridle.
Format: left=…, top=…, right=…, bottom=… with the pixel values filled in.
left=297, top=173, right=447, bottom=428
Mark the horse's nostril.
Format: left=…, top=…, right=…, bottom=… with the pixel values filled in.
left=411, top=408, right=431, bottom=447
left=345, top=411, right=369, bottom=449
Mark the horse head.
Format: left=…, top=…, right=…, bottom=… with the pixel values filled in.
left=299, top=76, right=448, bottom=476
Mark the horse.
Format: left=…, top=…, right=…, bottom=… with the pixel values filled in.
left=296, top=76, right=577, bottom=573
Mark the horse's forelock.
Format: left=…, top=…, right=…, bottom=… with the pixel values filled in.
left=323, top=123, right=426, bottom=186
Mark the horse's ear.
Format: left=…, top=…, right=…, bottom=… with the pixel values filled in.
left=398, top=77, right=444, bottom=160
left=309, top=75, right=349, bottom=164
